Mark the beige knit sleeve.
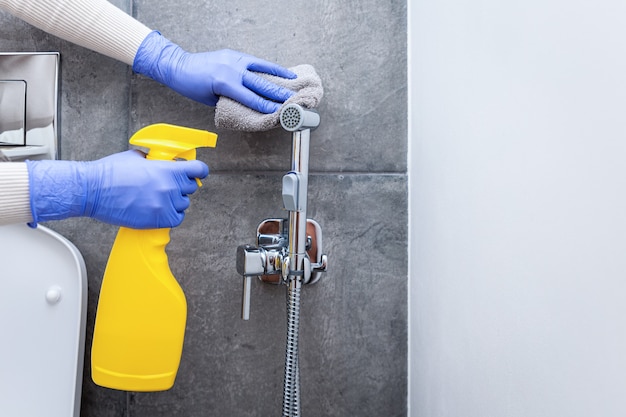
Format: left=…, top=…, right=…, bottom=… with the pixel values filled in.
left=0, top=0, right=152, bottom=66
left=0, top=162, right=33, bottom=225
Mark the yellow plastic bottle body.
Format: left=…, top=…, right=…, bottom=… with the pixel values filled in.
left=91, top=124, right=217, bottom=392
left=91, top=227, right=186, bottom=391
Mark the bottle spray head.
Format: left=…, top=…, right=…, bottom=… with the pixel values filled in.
left=129, top=123, right=218, bottom=186
left=129, top=123, right=218, bottom=162
left=279, top=103, right=320, bottom=132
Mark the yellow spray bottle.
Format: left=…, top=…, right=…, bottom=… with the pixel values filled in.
left=91, top=123, right=217, bottom=391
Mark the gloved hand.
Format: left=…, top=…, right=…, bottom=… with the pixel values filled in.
left=133, top=31, right=296, bottom=114
left=26, top=150, right=209, bottom=229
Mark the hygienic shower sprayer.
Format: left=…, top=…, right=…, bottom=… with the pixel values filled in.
left=280, top=103, right=321, bottom=131
left=236, top=103, right=328, bottom=417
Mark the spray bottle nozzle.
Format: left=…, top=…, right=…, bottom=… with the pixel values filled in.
left=128, top=123, right=217, bottom=186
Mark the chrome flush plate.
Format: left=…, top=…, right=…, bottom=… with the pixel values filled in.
left=0, top=52, right=60, bottom=161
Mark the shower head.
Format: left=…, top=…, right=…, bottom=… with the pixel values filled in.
left=280, top=103, right=320, bottom=132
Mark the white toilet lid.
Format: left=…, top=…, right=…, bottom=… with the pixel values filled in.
left=0, top=223, right=87, bottom=417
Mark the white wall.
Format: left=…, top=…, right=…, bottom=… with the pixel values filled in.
left=409, top=1, right=626, bottom=416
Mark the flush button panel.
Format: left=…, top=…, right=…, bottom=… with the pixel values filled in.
left=0, top=53, right=59, bottom=161
left=0, top=80, right=26, bottom=146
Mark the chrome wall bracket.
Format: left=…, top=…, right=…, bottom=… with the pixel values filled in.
left=236, top=218, right=328, bottom=320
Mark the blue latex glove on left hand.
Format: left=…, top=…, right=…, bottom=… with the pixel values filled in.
left=26, top=150, right=209, bottom=229
left=133, top=31, right=296, bottom=114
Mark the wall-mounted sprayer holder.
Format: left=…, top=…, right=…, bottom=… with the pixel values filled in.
left=236, top=104, right=328, bottom=417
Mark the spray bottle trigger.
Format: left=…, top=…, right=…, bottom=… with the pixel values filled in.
left=176, top=148, right=202, bottom=187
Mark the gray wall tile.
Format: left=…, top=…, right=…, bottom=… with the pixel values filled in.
left=124, top=173, right=408, bottom=417
left=132, top=0, right=407, bottom=173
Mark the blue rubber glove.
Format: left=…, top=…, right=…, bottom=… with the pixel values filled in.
left=133, top=31, right=296, bottom=114
left=26, top=150, right=209, bottom=229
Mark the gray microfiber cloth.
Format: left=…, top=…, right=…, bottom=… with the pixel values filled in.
left=215, top=64, right=323, bottom=132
